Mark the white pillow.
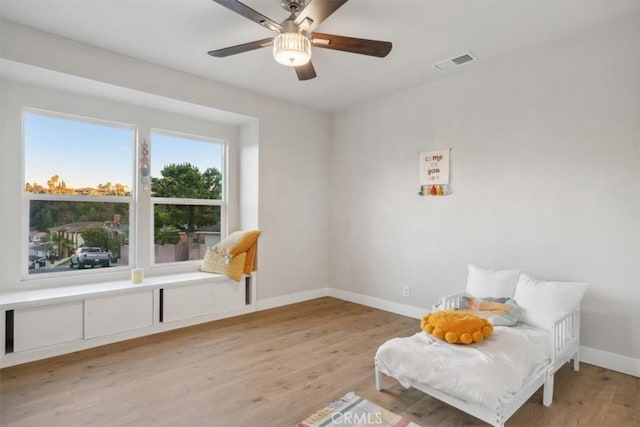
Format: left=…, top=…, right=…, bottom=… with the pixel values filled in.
left=513, top=272, right=588, bottom=331
left=465, top=264, right=521, bottom=299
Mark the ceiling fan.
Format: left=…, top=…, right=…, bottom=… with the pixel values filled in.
left=207, top=0, right=392, bottom=81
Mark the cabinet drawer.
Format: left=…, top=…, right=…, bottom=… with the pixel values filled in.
left=14, top=302, right=84, bottom=352
left=85, top=291, right=153, bottom=339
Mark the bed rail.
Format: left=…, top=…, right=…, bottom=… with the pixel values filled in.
left=543, top=306, right=580, bottom=406
left=550, top=307, right=580, bottom=366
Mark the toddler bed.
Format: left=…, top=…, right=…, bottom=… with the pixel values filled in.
left=374, top=266, right=587, bottom=427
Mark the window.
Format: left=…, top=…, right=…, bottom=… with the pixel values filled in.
left=151, top=131, right=225, bottom=264
left=22, top=109, right=227, bottom=279
left=24, top=110, right=134, bottom=275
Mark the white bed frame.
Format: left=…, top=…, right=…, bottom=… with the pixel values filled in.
left=374, top=293, right=581, bottom=427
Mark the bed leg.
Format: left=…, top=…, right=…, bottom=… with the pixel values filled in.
left=543, top=371, right=554, bottom=407
left=573, top=349, right=580, bottom=372
left=375, top=365, right=382, bottom=391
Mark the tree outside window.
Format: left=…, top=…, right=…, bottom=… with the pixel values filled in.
left=151, top=131, right=224, bottom=264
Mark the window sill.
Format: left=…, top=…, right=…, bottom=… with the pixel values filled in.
left=1, top=271, right=227, bottom=310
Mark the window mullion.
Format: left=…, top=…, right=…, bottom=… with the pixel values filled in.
left=151, top=197, right=222, bottom=206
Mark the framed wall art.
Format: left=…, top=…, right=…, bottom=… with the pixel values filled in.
left=419, top=148, right=451, bottom=196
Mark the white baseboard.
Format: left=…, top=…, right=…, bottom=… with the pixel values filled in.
left=327, top=288, right=427, bottom=320
left=256, top=287, right=639, bottom=378
left=256, top=287, right=329, bottom=311
left=580, top=346, right=640, bottom=378
left=256, top=287, right=426, bottom=318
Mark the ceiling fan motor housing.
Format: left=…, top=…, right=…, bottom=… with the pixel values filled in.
left=282, top=0, right=306, bottom=13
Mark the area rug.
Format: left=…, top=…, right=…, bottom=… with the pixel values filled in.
left=297, top=392, right=421, bottom=427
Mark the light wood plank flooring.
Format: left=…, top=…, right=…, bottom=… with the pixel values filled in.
left=1, top=297, right=638, bottom=426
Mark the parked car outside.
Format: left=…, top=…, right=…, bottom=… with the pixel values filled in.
left=28, top=256, right=47, bottom=269
left=69, top=247, right=111, bottom=269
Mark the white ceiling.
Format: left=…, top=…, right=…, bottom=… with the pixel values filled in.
left=2, top=0, right=640, bottom=112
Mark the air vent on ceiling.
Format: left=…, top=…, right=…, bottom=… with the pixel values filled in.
left=433, top=52, right=476, bottom=71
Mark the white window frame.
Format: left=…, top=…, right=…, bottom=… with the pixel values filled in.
left=21, top=108, right=136, bottom=280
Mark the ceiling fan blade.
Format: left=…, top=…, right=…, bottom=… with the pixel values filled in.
left=211, top=0, right=283, bottom=32
left=294, top=0, right=348, bottom=33
left=208, top=38, right=274, bottom=57
left=295, top=61, right=317, bottom=81
left=311, top=33, right=392, bottom=57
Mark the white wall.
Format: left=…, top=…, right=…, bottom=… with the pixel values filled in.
left=0, top=21, right=331, bottom=300
left=330, top=17, right=640, bottom=359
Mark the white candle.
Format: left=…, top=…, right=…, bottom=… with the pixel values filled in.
left=131, top=268, right=144, bottom=284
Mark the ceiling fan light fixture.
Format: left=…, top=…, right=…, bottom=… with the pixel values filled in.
left=273, top=32, right=311, bottom=66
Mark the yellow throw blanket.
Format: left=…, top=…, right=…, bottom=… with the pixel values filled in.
left=200, top=230, right=261, bottom=281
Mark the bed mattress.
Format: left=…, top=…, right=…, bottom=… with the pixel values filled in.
left=375, top=324, right=551, bottom=409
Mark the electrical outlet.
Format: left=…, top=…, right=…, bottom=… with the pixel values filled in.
left=402, top=285, right=411, bottom=298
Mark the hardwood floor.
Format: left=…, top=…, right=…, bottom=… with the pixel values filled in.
left=1, top=297, right=638, bottom=426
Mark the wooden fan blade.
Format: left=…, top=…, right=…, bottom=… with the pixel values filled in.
left=294, top=0, right=348, bottom=33
left=208, top=38, right=274, bottom=57
left=311, top=33, right=392, bottom=57
left=211, top=0, right=283, bottom=32
left=295, top=61, right=317, bottom=81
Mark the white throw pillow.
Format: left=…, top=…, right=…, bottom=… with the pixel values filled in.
left=465, top=264, right=521, bottom=299
left=513, top=272, right=588, bottom=331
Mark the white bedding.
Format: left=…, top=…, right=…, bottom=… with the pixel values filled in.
left=375, top=324, right=551, bottom=409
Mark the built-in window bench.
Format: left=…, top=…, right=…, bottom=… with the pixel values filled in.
left=0, top=272, right=254, bottom=368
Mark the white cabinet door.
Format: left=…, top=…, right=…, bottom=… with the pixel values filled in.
left=85, top=291, right=153, bottom=339
left=162, top=280, right=246, bottom=323
left=163, top=282, right=216, bottom=322
left=14, top=302, right=84, bottom=352
left=215, top=281, right=245, bottom=313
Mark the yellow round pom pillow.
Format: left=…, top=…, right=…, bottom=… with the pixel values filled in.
left=421, top=310, right=493, bottom=344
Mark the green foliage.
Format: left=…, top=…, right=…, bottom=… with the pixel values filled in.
left=81, top=228, right=109, bottom=250
left=155, top=231, right=181, bottom=245
left=30, top=201, right=129, bottom=231
left=151, top=163, right=221, bottom=199
left=49, top=232, right=73, bottom=260
left=28, top=164, right=220, bottom=251
left=107, top=234, right=124, bottom=259
left=152, top=163, right=221, bottom=242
